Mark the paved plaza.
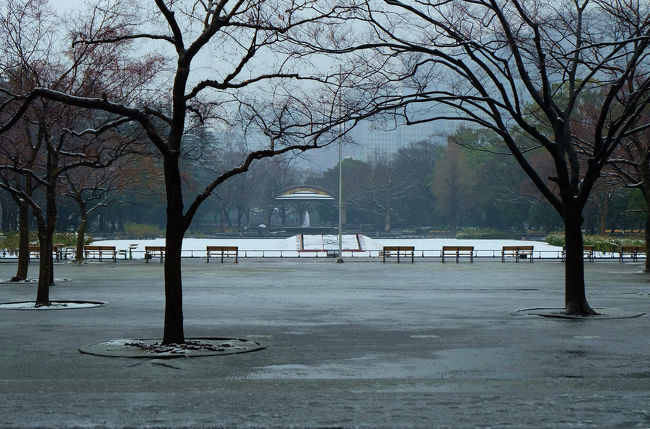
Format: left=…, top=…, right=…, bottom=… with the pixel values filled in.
left=0, top=258, right=648, bottom=428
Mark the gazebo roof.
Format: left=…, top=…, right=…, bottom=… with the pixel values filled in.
left=275, top=185, right=335, bottom=201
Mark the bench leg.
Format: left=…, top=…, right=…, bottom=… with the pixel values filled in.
left=456, top=251, right=459, bottom=264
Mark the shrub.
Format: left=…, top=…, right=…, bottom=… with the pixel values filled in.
left=124, top=222, right=164, bottom=239
left=456, top=228, right=510, bottom=239
left=0, top=232, right=90, bottom=250
left=545, top=232, right=644, bottom=252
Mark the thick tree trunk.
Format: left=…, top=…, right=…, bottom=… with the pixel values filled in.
left=563, top=206, right=596, bottom=315
left=35, top=224, right=51, bottom=307
left=75, top=209, right=87, bottom=263
left=384, top=209, right=391, bottom=232
left=11, top=202, right=30, bottom=282
left=599, top=199, right=608, bottom=236
left=644, top=191, right=650, bottom=273
left=448, top=213, right=457, bottom=237
left=162, top=157, right=185, bottom=345
left=642, top=161, right=650, bottom=273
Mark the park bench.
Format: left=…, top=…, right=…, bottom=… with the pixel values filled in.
left=619, top=245, right=645, bottom=262
left=441, top=246, right=474, bottom=263
left=83, top=245, right=117, bottom=262
left=27, top=245, right=41, bottom=259
left=28, top=244, right=71, bottom=261
left=381, top=246, right=415, bottom=263
left=145, top=246, right=166, bottom=263
left=206, top=246, right=239, bottom=263
left=561, top=245, right=595, bottom=262
left=501, top=245, right=534, bottom=263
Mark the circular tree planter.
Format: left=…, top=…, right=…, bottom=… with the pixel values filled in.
left=0, top=278, right=72, bottom=284
left=514, top=307, right=645, bottom=319
left=78, top=338, right=265, bottom=358
left=0, top=300, right=105, bottom=310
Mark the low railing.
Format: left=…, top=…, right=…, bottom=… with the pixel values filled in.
left=1, top=248, right=642, bottom=261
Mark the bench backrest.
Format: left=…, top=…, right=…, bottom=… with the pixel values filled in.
left=145, top=246, right=166, bottom=251
left=502, top=246, right=533, bottom=251
left=383, top=246, right=415, bottom=251
left=442, top=246, right=474, bottom=252
left=207, top=246, right=238, bottom=252
left=84, top=245, right=116, bottom=251
left=620, top=245, right=645, bottom=252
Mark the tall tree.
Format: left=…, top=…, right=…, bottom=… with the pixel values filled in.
left=329, top=0, right=650, bottom=314
left=1, top=0, right=360, bottom=342
left=0, top=0, right=154, bottom=304
left=430, top=143, right=478, bottom=235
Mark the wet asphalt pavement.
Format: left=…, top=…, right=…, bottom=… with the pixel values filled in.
left=0, top=257, right=648, bottom=428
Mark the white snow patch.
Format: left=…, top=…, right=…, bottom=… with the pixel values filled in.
left=88, top=235, right=563, bottom=259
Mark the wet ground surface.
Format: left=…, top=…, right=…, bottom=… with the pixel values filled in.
left=0, top=258, right=649, bottom=428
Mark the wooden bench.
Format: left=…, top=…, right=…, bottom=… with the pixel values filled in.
left=501, top=245, right=534, bottom=263
left=83, top=245, right=117, bottom=262
left=206, top=246, right=239, bottom=263
left=28, top=245, right=41, bottom=259
left=145, top=246, right=166, bottom=263
left=441, top=246, right=474, bottom=263
left=381, top=246, right=415, bottom=263
left=27, top=244, right=75, bottom=261
left=562, top=245, right=595, bottom=262
left=619, top=245, right=645, bottom=262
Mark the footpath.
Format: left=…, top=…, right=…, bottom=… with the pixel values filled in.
left=0, top=259, right=648, bottom=428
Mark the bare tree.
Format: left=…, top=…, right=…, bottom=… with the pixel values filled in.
left=323, top=0, right=650, bottom=314
left=1, top=0, right=362, bottom=342
left=0, top=0, right=154, bottom=305
left=62, top=156, right=141, bottom=262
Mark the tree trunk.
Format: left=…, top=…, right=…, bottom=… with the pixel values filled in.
left=642, top=160, right=650, bottom=273
left=11, top=202, right=30, bottom=282
left=35, top=223, right=51, bottom=307
left=599, top=198, right=608, bottom=236
left=645, top=197, right=650, bottom=273
left=75, top=212, right=87, bottom=263
left=563, top=205, right=596, bottom=315
left=448, top=213, right=457, bottom=237
left=162, top=157, right=185, bottom=345
left=384, top=209, right=391, bottom=232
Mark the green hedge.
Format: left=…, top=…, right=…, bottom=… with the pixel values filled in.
left=123, top=222, right=164, bottom=239
left=545, top=232, right=644, bottom=252
left=0, top=232, right=90, bottom=250
left=456, top=228, right=511, bottom=239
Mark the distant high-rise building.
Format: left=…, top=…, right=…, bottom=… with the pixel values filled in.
left=350, top=119, right=438, bottom=162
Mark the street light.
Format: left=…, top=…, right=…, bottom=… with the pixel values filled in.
left=337, top=128, right=344, bottom=264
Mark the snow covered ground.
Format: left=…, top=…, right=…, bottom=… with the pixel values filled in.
left=84, top=234, right=566, bottom=259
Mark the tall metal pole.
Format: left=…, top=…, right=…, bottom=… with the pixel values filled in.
left=337, top=133, right=344, bottom=263
left=337, top=75, right=344, bottom=264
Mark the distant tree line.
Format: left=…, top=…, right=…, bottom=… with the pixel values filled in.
left=2, top=125, right=643, bottom=238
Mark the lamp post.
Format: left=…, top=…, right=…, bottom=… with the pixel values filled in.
left=337, top=132, right=344, bottom=263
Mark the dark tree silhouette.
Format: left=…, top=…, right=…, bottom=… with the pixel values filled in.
left=325, top=0, right=650, bottom=314
left=1, top=0, right=361, bottom=341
